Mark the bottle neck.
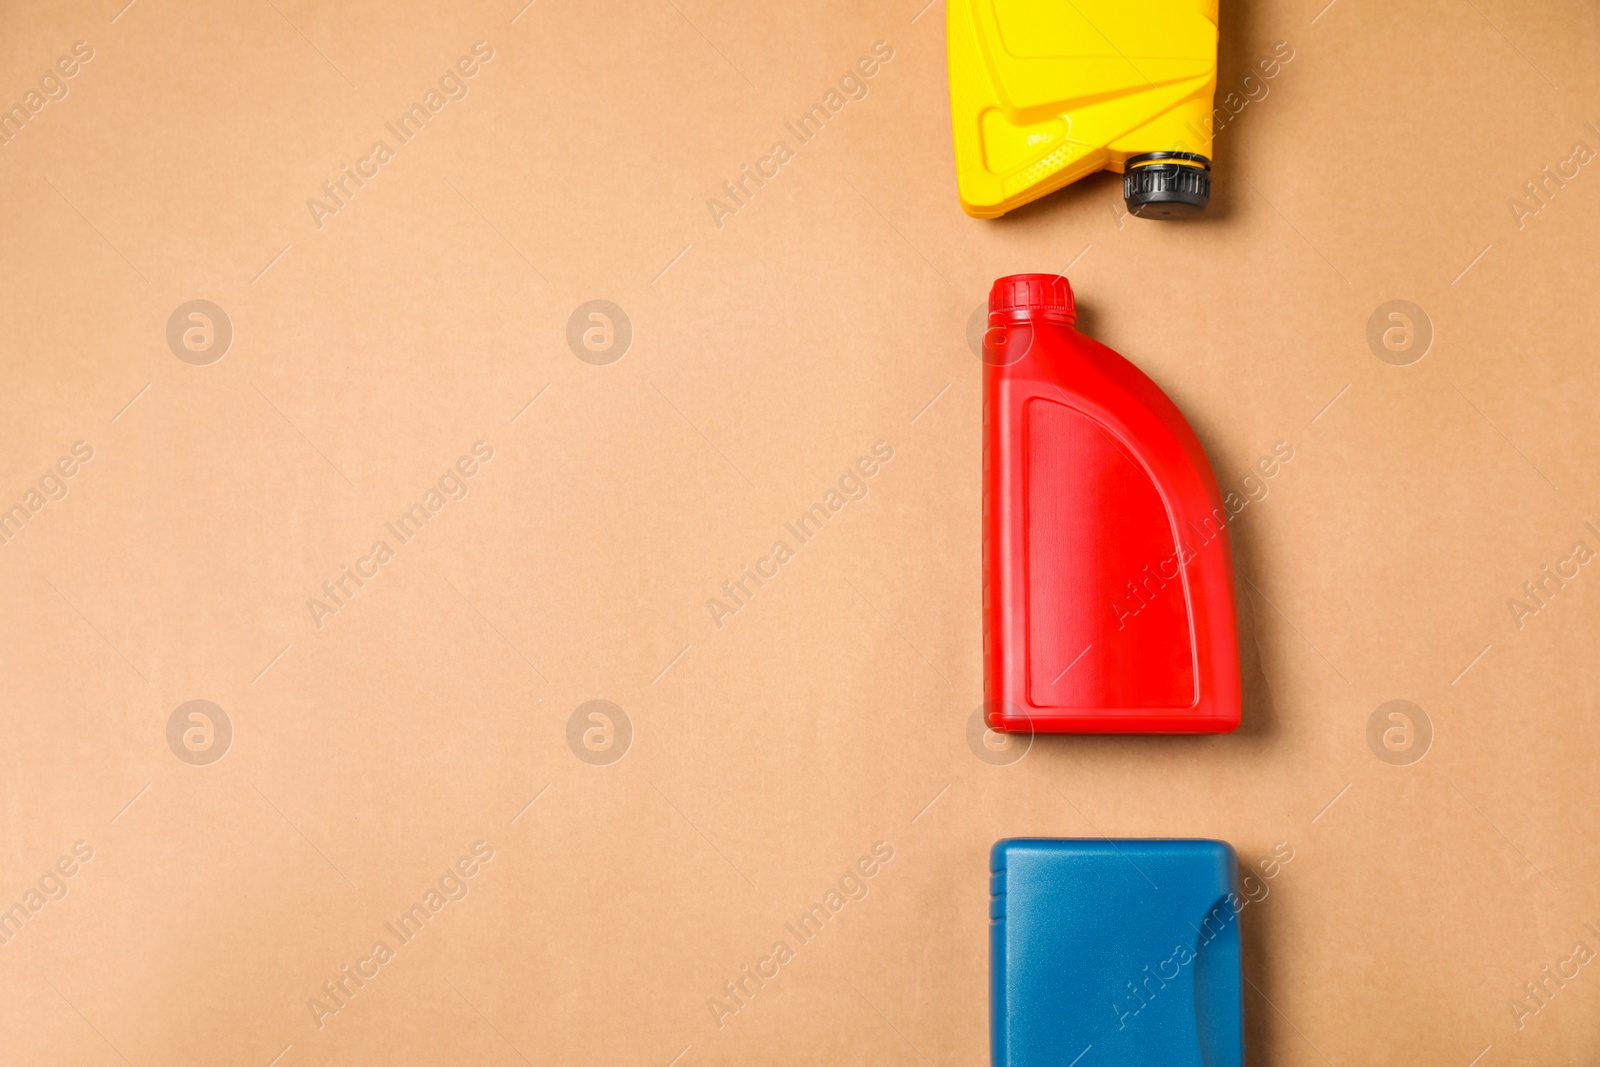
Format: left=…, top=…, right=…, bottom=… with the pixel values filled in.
left=983, top=313, right=1075, bottom=368
left=988, top=308, right=1075, bottom=329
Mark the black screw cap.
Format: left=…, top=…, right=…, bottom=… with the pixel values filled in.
left=1124, top=153, right=1211, bottom=219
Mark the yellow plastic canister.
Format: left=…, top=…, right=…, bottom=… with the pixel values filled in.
left=947, top=0, right=1220, bottom=219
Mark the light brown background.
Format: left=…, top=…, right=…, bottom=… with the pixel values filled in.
left=3, top=0, right=1600, bottom=1064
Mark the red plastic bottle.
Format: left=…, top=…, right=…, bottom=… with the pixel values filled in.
left=983, top=274, right=1240, bottom=734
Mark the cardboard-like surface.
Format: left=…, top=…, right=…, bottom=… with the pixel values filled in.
left=3, top=1, right=1599, bottom=1063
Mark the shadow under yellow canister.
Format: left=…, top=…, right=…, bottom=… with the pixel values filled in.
left=948, top=0, right=1220, bottom=219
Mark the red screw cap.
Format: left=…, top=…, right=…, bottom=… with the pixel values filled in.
left=989, top=273, right=1076, bottom=323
